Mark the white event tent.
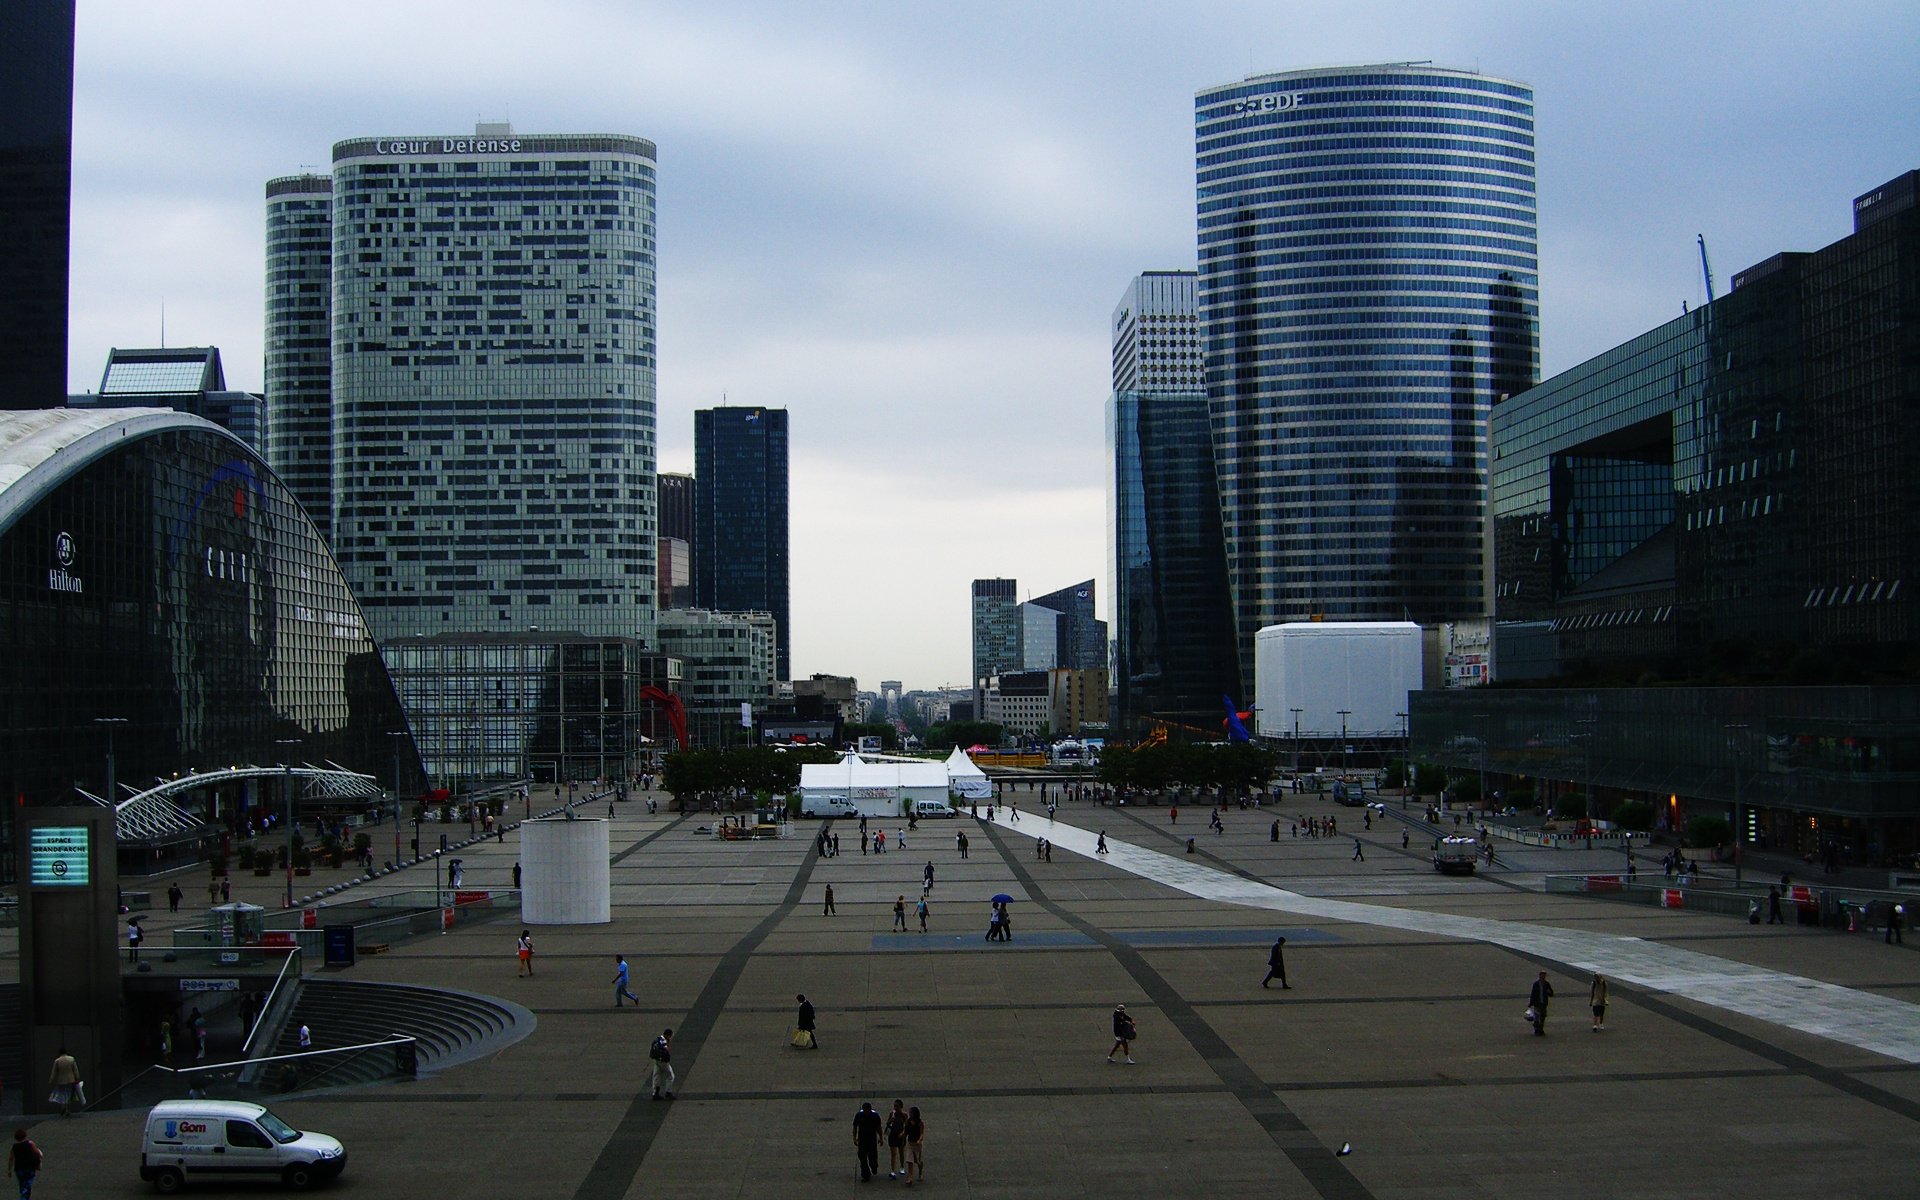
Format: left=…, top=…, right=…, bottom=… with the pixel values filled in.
left=944, top=746, right=992, bottom=799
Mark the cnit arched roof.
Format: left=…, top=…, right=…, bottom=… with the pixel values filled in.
left=0, top=407, right=249, bottom=536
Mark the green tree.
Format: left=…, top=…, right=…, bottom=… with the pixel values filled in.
left=1612, top=799, right=1654, bottom=832
left=1685, top=815, right=1731, bottom=849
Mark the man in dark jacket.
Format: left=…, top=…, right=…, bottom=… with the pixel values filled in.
left=1262, top=936, right=1290, bottom=989
left=852, top=1102, right=883, bottom=1181
left=1528, top=972, right=1554, bottom=1036
left=797, top=994, right=818, bottom=1049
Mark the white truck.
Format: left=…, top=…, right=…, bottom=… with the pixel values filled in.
left=140, top=1099, right=346, bottom=1192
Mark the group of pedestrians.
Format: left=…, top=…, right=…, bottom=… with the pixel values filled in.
left=852, top=1099, right=925, bottom=1184
left=1524, top=970, right=1612, bottom=1035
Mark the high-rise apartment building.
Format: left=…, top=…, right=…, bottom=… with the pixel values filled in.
left=694, top=407, right=789, bottom=678
left=1196, top=65, right=1538, bottom=680
left=0, top=0, right=75, bottom=411
left=1109, top=271, right=1241, bottom=730
left=291, top=125, right=659, bottom=647
left=264, top=172, right=333, bottom=538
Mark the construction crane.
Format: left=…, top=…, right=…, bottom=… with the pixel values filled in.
left=1697, top=234, right=1716, bottom=302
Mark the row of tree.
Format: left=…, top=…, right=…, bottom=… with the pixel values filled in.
left=660, top=745, right=838, bottom=809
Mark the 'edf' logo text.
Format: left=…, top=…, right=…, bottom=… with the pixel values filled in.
left=1232, top=93, right=1302, bottom=115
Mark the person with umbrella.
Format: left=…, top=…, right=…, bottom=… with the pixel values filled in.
left=991, top=894, right=1014, bottom=942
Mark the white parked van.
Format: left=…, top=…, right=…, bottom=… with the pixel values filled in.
left=911, top=798, right=955, bottom=819
left=141, top=1099, right=346, bottom=1192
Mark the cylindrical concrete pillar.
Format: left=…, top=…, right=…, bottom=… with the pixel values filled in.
left=520, top=817, right=610, bottom=924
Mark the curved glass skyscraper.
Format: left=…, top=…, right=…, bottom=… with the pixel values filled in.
left=1196, top=64, right=1538, bottom=677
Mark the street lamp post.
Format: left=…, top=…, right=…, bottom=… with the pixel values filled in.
left=1289, top=708, right=1303, bottom=778
left=1336, top=711, right=1352, bottom=778
left=1394, top=712, right=1408, bottom=809
left=1724, top=722, right=1750, bottom=883
left=273, top=738, right=301, bottom=909
left=94, top=717, right=129, bottom=806
left=387, top=731, right=410, bottom=869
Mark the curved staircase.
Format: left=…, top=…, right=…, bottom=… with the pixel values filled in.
left=268, top=979, right=532, bottom=1089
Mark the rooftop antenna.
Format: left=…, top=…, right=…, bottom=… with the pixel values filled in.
left=160, top=299, right=166, bottom=348
left=1696, top=234, right=1716, bottom=302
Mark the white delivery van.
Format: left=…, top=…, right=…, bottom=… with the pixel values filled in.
left=911, top=798, right=956, bottom=819
left=141, top=1099, right=346, bottom=1192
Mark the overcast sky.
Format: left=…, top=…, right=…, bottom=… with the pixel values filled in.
left=67, top=1, right=1919, bottom=694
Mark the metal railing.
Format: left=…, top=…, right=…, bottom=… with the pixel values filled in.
left=83, top=1035, right=419, bottom=1112
left=1545, top=873, right=1915, bottom=929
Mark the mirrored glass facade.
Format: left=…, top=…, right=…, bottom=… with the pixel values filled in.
left=0, top=410, right=421, bottom=874
left=326, top=131, right=659, bottom=647
left=383, top=634, right=678, bottom=786
left=1109, top=272, right=1240, bottom=730
left=0, top=0, right=73, bottom=411
left=1196, top=65, right=1538, bottom=681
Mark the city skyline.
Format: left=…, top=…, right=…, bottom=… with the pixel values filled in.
left=64, top=1, right=1920, bottom=687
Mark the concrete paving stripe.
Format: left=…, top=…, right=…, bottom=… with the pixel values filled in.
left=980, top=821, right=1379, bottom=1200
left=1001, top=813, right=1920, bottom=1065
left=570, top=837, right=821, bottom=1200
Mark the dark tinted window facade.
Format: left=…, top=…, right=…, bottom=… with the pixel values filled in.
left=0, top=0, right=74, bottom=411
left=0, top=413, right=418, bottom=866
left=694, top=407, right=789, bottom=678
left=1111, top=391, right=1242, bottom=729
left=265, top=173, right=334, bottom=540
left=1492, top=177, right=1920, bottom=677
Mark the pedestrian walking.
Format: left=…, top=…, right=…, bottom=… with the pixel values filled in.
left=1008, top=804, right=1018, bottom=823
left=297, top=1023, right=312, bottom=1052
left=897, top=828, right=907, bottom=851
left=209, top=878, right=219, bottom=905
left=1096, top=830, right=1108, bottom=854
left=1767, top=884, right=1784, bottom=924
left=1044, top=840, right=1052, bottom=863
left=861, top=831, right=870, bottom=855
left=7, top=1129, right=41, bottom=1199
left=1402, top=828, right=1410, bottom=850
left=853, top=1102, right=883, bottom=1181
left=1527, top=971, right=1554, bottom=1036
left=832, top=834, right=840, bottom=857
left=956, top=830, right=968, bottom=858
left=127, top=916, right=144, bottom=962
left=893, top=895, right=908, bottom=932
left=1352, top=838, right=1365, bottom=862
left=517, top=929, right=535, bottom=977
left=916, top=896, right=928, bottom=933
left=159, top=1019, right=173, bottom=1067
left=823, top=884, right=836, bottom=916
left=923, top=861, right=935, bottom=891
left=1106, top=1004, right=1136, bottom=1063
left=903, top=1105, right=926, bottom=1186
left=1889, top=904, right=1906, bottom=945
left=167, top=882, right=183, bottom=913
left=220, top=878, right=230, bottom=903
left=46, top=1049, right=81, bottom=1116
left=885, top=1100, right=908, bottom=1178
left=875, top=830, right=886, bottom=854
left=513, top=861, right=523, bottom=889
left=1270, top=819, right=1280, bottom=842
left=1262, top=936, right=1290, bottom=989
left=613, top=955, right=639, bottom=1006
left=1590, top=974, right=1608, bottom=1031
left=795, top=994, right=818, bottom=1049
left=648, top=1028, right=675, bottom=1099
left=192, top=1008, right=207, bottom=1060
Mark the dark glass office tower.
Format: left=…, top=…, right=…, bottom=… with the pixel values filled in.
left=1109, top=272, right=1240, bottom=730
left=1028, top=580, right=1107, bottom=672
left=1196, top=65, right=1538, bottom=681
left=694, top=407, right=789, bottom=678
left=0, top=0, right=75, bottom=410
left=264, top=173, right=333, bottom=540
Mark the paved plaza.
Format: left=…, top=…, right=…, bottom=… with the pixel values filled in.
left=23, top=791, right=1920, bottom=1198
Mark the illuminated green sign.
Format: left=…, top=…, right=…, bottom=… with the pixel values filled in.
left=29, top=826, right=90, bottom=887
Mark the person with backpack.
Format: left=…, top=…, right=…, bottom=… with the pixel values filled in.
left=1107, top=1004, right=1137, bottom=1064
left=7, top=1129, right=41, bottom=1199
left=648, top=1028, right=675, bottom=1100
